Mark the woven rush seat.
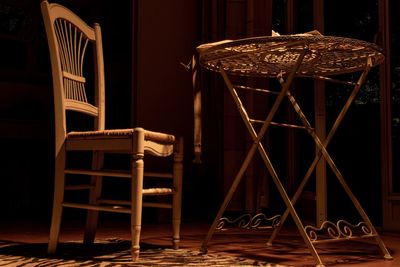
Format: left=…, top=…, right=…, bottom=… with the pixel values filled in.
left=67, top=128, right=176, bottom=144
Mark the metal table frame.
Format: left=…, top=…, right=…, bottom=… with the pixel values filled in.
left=197, top=34, right=392, bottom=267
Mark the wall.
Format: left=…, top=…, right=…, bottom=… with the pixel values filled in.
left=133, top=0, right=204, bottom=220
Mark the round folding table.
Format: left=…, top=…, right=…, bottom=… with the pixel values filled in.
left=197, top=34, right=392, bottom=267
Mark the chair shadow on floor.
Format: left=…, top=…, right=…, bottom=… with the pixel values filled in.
left=0, top=239, right=275, bottom=267
left=0, top=239, right=168, bottom=265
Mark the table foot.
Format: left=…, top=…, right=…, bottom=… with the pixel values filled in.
left=199, top=246, right=208, bottom=254
left=384, top=254, right=393, bottom=260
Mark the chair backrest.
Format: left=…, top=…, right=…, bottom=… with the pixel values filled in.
left=41, top=0, right=105, bottom=155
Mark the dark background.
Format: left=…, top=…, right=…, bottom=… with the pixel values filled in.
left=0, top=0, right=388, bottom=229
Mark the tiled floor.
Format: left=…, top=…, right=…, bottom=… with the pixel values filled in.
left=0, top=218, right=399, bottom=266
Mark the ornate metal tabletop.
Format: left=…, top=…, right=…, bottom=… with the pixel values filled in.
left=199, top=34, right=384, bottom=77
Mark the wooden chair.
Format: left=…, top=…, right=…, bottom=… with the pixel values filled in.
left=40, top=0, right=183, bottom=261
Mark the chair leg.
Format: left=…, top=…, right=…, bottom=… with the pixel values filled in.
left=84, top=151, right=104, bottom=244
left=172, top=137, right=184, bottom=249
left=131, top=154, right=144, bottom=261
left=48, top=150, right=66, bottom=254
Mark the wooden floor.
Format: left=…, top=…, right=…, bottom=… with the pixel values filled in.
left=0, top=217, right=399, bottom=267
